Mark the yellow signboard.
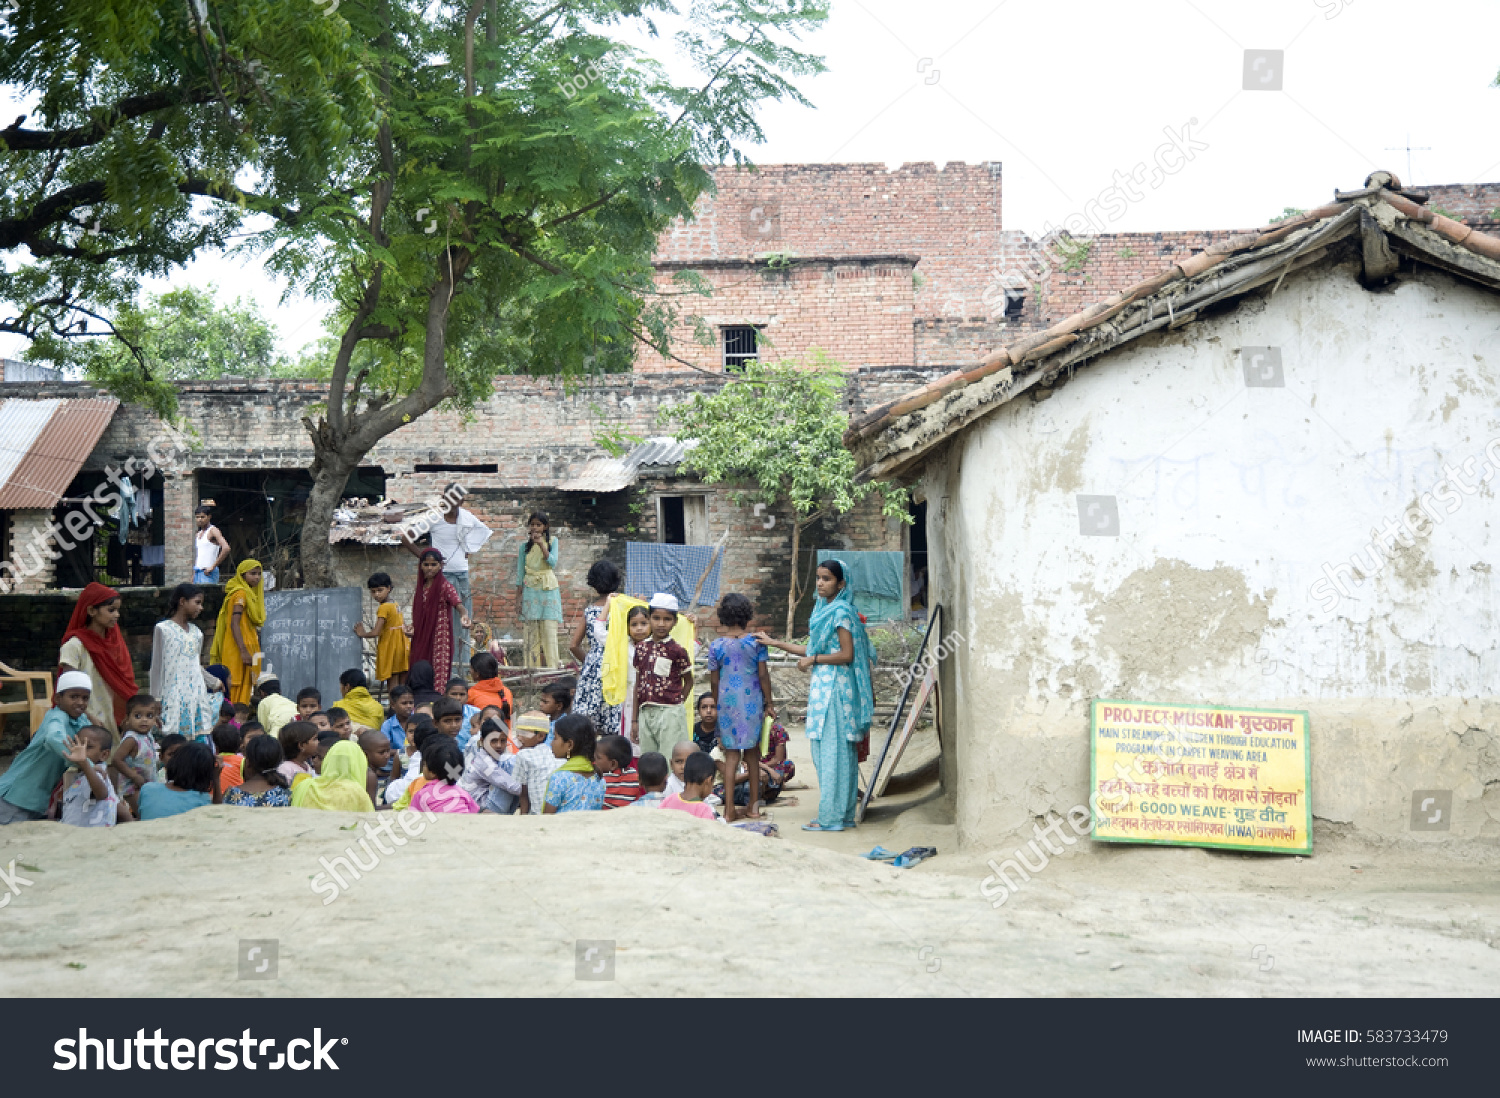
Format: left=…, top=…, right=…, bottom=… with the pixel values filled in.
left=1090, top=700, right=1311, bottom=854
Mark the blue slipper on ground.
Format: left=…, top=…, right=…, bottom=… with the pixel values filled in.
left=893, top=846, right=938, bottom=868
left=802, top=821, right=845, bottom=832
left=863, top=846, right=899, bottom=861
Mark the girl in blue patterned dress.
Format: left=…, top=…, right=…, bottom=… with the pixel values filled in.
left=707, top=594, right=774, bottom=822
left=542, top=714, right=605, bottom=813
left=570, top=560, right=622, bottom=736
left=757, top=560, right=874, bottom=832
left=223, top=734, right=292, bottom=807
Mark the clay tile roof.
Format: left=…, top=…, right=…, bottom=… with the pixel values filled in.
left=846, top=172, right=1500, bottom=482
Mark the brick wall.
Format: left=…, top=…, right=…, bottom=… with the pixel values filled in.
left=2, top=509, right=58, bottom=593
left=1, top=371, right=933, bottom=640
left=651, top=162, right=1014, bottom=371
left=1417, top=182, right=1500, bottom=228
left=0, top=585, right=225, bottom=676
left=635, top=257, right=918, bottom=373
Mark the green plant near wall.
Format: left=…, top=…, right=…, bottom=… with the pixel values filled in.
left=1117, top=246, right=1137, bottom=258
left=1057, top=237, right=1091, bottom=272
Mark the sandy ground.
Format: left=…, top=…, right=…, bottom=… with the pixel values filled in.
left=1, top=726, right=1496, bottom=997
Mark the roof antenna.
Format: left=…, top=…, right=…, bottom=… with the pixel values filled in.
left=1382, top=134, right=1430, bottom=186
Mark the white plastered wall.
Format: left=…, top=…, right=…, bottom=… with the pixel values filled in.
left=923, top=260, right=1500, bottom=850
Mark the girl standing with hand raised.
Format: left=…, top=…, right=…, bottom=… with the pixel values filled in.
left=514, top=512, right=561, bottom=668
left=756, top=559, right=874, bottom=833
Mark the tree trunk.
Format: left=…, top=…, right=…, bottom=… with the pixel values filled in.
left=784, top=518, right=800, bottom=639
left=299, top=439, right=361, bottom=589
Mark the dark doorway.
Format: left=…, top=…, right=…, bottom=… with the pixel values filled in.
left=909, top=500, right=929, bottom=617
left=660, top=496, right=685, bottom=545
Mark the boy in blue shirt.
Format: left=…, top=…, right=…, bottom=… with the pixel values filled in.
left=0, top=671, right=94, bottom=824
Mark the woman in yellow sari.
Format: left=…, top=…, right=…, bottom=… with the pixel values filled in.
left=209, top=560, right=265, bottom=706
left=290, top=740, right=375, bottom=812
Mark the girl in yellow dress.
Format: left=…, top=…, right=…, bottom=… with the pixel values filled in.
left=354, top=571, right=410, bottom=688
left=209, top=560, right=265, bottom=706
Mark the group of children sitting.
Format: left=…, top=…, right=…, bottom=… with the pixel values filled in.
left=0, top=592, right=792, bottom=834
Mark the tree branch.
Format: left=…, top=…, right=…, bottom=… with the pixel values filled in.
left=539, top=188, right=622, bottom=230
left=0, top=87, right=214, bottom=152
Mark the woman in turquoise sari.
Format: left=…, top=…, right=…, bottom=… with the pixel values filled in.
left=757, top=559, right=875, bottom=831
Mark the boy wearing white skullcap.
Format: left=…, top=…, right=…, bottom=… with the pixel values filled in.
left=0, top=671, right=95, bottom=823
left=632, top=593, right=694, bottom=757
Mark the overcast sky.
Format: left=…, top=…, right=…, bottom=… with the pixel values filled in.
left=8, top=0, right=1499, bottom=361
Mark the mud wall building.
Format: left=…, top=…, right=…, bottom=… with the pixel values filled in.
left=851, top=180, right=1500, bottom=851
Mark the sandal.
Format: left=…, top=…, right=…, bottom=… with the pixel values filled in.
left=863, top=845, right=900, bottom=861
left=893, top=846, right=938, bottom=868
left=801, top=821, right=845, bottom=832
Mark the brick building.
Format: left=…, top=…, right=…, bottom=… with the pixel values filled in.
left=4, top=167, right=1498, bottom=654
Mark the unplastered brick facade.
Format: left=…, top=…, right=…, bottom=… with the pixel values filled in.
left=646, top=162, right=1016, bottom=372
left=635, top=257, right=918, bottom=373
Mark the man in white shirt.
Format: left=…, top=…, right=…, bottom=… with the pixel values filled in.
left=401, top=483, right=493, bottom=677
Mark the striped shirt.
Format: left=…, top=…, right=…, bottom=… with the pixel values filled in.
left=602, top=767, right=641, bottom=809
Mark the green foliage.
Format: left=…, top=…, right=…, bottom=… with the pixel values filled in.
left=1116, top=246, right=1136, bottom=259
left=1268, top=206, right=1306, bottom=224
left=37, top=285, right=311, bottom=416
left=0, top=0, right=376, bottom=412
left=667, top=351, right=909, bottom=525
left=4, top=0, right=829, bottom=407
left=1431, top=206, right=1462, bottom=221
left=1056, top=236, right=1091, bottom=272
left=589, top=401, right=645, bottom=459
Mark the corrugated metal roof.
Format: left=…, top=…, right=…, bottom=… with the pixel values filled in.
left=0, top=397, right=119, bottom=509
left=557, top=436, right=698, bottom=493
left=628, top=437, right=695, bottom=469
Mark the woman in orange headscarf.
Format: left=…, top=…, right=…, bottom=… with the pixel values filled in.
left=57, top=582, right=138, bottom=740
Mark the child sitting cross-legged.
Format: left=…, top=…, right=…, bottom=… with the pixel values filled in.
left=357, top=729, right=393, bottom=807
left=430, top=697, right=466, bottom=744
left=513, top=711, right=561, bottom=816
left=386, top=720, right=438, bottom=808
left=628, top=752, right=669, bottom=808
left=325, top=706, right=353, bottom=739
left=594, top=734, right=640, bottom=809
left=277, top=720, right=319, bottom=783
left=223, top=734, right=292, bottom=807
left=212, top=722, right=245, bottom=790
left=62, top=726, right=132, bottom=826
left=410, top=737, right=479, bottom=814
left=138, top=741, right=222, bottom=820
left=296, top=687, right=322, bottom=720
left=660, top=751, right=721, bottom=821
left=459, top=718, right=522, bottom=814
left=542, top=714, right=604, bottom=814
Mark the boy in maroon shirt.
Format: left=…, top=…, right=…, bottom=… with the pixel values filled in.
left=631, top=593, right=693, bottom=757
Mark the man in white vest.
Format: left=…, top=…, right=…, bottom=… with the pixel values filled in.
left=400, top=483, right=493, bottom=677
